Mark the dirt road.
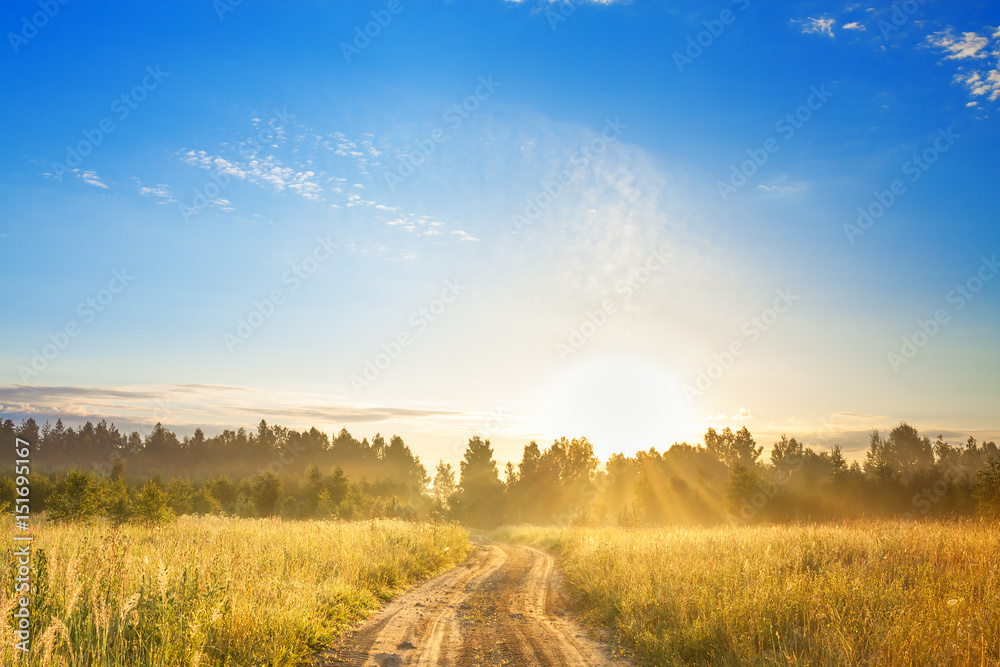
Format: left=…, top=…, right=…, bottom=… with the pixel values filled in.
left=314, top=541, right=629, bottom=667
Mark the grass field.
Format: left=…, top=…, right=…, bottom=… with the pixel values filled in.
left=1, top=517, right=469, bottom=666
left=499, top=521, right=1000, bottom=666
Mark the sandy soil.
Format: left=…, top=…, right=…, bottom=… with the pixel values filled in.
left=313, top=539, right=631, bottom=667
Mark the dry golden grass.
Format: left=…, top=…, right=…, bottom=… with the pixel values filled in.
left=499, top=521, right=1000, bottom=666
left=1, top=516, right=469, bottom=666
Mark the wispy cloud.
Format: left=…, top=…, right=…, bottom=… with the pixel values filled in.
left=42, top=168, right=110, bottom=188
left=926, top=27, right=1000, bottom=103
left=927, top=28, right=991, bottom=60
left=180, top=149, right=325, bottom=202
left=79, top=170, right=108, bottom=188
left=136, top=180, right=176, bottom=204
left=0, top=383, right=467, bottom=433
left=842, top=21, right=865, bottom=31
left=755, top=177, right=809, bottom=198
left=385, top=213, right=478, bottom=242
left=796, top=16, right=836, bottom=38
left=168, top=116, right=479, bottom=245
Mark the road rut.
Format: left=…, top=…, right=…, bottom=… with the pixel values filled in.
left=314, top=541, right=628, bottom=667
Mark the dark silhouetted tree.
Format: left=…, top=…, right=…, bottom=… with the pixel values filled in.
left=456, top=436, right=503, bottom=526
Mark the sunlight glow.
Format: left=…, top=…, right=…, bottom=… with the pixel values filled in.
left=534, top=356, right=693, bottom=459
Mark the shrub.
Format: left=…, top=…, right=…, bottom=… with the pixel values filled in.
left=46, top=469, right=102, bottom=522
left=133, top=480, right=175, bottom=523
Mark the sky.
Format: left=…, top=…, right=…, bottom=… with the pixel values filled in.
left=1, top=0, right=999, bottom=468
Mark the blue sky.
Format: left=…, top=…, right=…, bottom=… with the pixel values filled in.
left=1, top=0, right=998, bottom=466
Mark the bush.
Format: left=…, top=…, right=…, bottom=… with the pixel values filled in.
left=47, top=469, right=102, bottom=522
left=165, top=478, right=194, bottom=515
left=206, top=475, right=238, bottom=510
left=133, top=480, right=175, bottom=523
left=191, top=487, right=222, bottom=515
left=974, top=458, right=1000, bottom=518
left=105, top=479, right=133, bottom=523
left=251, top=472, right=282, bottom=516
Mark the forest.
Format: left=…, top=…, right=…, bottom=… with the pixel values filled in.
left=2, top=417, right=998, bottom=526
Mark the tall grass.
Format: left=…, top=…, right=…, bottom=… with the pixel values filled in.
left=499, top=521, right=1000, bottom=666
left=1, top=517, right=469, bottom=666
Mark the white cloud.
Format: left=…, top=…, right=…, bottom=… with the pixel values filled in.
left=138, top=183, right=175, bottom=204
left=384, top=213, right=479, bottom=242
left=180, top=148, right=325, bottom=202
left=731, top=407, right=753, bottom=421
left=842, top=21, right=865, bottom=31
left=955, top=68, right=1000, bottom=101
left=174, top=115, right=480, bottom=247
left=926, top=28, right=989, bottom=60
left=451, top=230, right=480, bottom=242
left=79, top=170, right=108, bottom=189
left=925, top=27, right=1000, bottom=102
left=797, top=16, right=836, bottom=38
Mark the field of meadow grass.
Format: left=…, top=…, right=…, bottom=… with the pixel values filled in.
left=499, top=521, right=1000, bottom=666
left=1, top=516, right=469, bottom=666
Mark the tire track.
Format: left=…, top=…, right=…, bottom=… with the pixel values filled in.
left=314, top=541, right=626, bottom=667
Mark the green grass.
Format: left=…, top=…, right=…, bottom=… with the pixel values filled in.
left=498, top=521, right=1000, bottom=666
left=2, top=516, right=469, bottom=666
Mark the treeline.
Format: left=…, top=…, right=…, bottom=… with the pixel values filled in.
left=447, top=423, right=1000, bottom=526
left=0, top=461, right=424, bottom=524
left=2, top=418, right=999, bottom=526
left=1, top=417, right=432, bottom=523
left=2, top=417, right=428, bottom=487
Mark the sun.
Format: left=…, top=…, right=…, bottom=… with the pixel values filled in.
left=534, top=356, right=693, bottom=459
